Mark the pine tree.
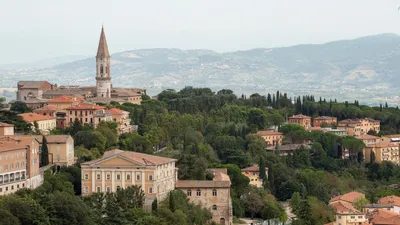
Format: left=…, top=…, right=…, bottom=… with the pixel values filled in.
left=380, top=104, right=383, bottom=112
left=385, top=102, right=388, bottom=108
left=152, top=199, right=158, bottom=211
left=41, top=136, right=49, bottom=166
left=299, top=199, right=313, bottom=225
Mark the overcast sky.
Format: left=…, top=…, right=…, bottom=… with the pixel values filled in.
left=1, top=0, right=400, bottom=63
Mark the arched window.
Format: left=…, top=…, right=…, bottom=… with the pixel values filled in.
left=196, top=189, right=201, bottom=196
left=212, top=205, right=217, bottom=210
left=106, top=66, right=108, bottom=74
left=100, top=64, right=103, bottom=74
left=212, top=189, right=217, bottom=196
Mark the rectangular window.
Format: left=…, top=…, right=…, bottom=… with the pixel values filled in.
left=96, top=173, right=101, bottom=180
left=70, top=111, right=72, bottom=115
left=106, top=173, right=110, bottom=180
left=149, top=187, right=153, bottom=193
left=148, top=175, right=153, bottom=181
left=106, top=187, right=110, bottom=193
left=97, top=186, right=101, bottom=192
left=116, top=174, right=121, bottom=180
left=85, top=187, right=88, bottom=193
left=136, top=174, right=140, bottom=180
left=85, top=174, right=89, bottom=180
left=75, top=111, right=77, bottom=116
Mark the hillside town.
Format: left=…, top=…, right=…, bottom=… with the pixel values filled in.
left=1, top=26, right=400, bottom=225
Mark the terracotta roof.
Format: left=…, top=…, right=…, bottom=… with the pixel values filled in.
left=106, top=108, right=128, bottom=115
left=18, top=113, right=55, bottom=122
left=289, top=114, right=311, bottom=119
left=330, top=191, right=365, bottom=204
left=356, top=135, right=380, bottom=140
left=18, top=81, right=52, bottom=89
left=43, top=135, right=73, bottom=143
left=0, top=141, right=28, bottom=152
left=314, top=116, right=336, bottom=120
left=369, top=209, right=400, bottom=225
left=256, top=130, right=283, bottom=136
left=111, top=88, right=142, bottom=97
left=33, top=105, right=58, bottom=112
left=0, top=136, right=39, bottom=152
left=47, top=96, right=85, bottom=103
left=242, top=164, right=268, bottom=172
left=82, top=149, right=176, bottom=167
left=378, top=196, right=400, bottom=207
left=329, top=200, right=361, bottom=213
left=96, top=26, right=110, bottom=58
left=366, top=142, right=399, bottom=148
left=307, top=127, right=322, bottom=131
left=66, top=103, right=104, bottom=110
left=0, top=122, right=14, bottom=127
left=176, top=172, right=231, bottom=188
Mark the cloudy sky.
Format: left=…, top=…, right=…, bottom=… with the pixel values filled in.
left=1, top=0, right=400, bottom=63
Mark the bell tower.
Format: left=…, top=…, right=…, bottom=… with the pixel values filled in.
left=96, top=25, right=111, bottom=98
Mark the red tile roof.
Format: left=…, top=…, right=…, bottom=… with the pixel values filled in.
left=289, top=114, right=311, bottom=119
left=18, top=113, right=55, bottom=122
left=33, top=105, right=58, bottom=112
left=378, top=195, right=400, bottom=207
left=81, top=149, right=176, bottom=167
left=0, top=122, right=14, bottom=127
left=176, top=172, right=231, bottom=188
left=242, top=164, right=268, bottom=172
left=106, top=108, right=128, bottom=115
left=330, top=191, right=365, bottom=204
left=314, top=116, right=337, bottom=120
left=329, top=200, right=361, bottom=213
left=48, top=96, right=85, bottom=103
left=256, top=130, right=283, bottom=136
left=356, top=135, right=380, bottom=140
left=369, top=209, right=400, bottom=225
left=66, top=103, right=104, bottom=110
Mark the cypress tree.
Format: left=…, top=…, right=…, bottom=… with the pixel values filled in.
left=41, top=136, right=49, bottom=166
left=259, top=157, right=266, bottom=181
left=169, top=192, right=175, bottom=212
left=370, top=151, right=376, bottom=163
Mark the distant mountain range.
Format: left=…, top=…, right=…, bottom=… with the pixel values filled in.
left=1, top=33, right=400, bottom=105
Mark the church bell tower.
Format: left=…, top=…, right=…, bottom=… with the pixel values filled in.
left=96, top=25, right=112, bottom=98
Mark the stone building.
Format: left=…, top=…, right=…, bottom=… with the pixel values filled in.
left=176, top=171, right=233, bottom=225
left=288, top=114, right=312, bottom=129
left=42, top=135, right=75, bottom=167
left=0, top=123, right=14, bottom=136
left=338, top=118, right=380, bottom=136
left=16, top=81, right=56, bottom=101
left=18, top=113, right=56, bottom=135
left=241, top=164, right=268, bottom=188
left=313, top=116, right=337, bottom=127
left=0, top=136, right=43, bottom=195
left=81, top=149, right=178, bottom=208
left=106, top=108, right=132, bottom=134
left=256, top=130, right=283, bottom=147
left=65, top=103, right=111, bottom=128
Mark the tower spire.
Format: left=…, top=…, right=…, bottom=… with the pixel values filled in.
left=96, top=25, right=110, bottom=58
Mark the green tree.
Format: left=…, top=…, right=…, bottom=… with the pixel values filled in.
left=10, top=101, right=32, bottom=113
left=40, top=136, right=49, bottom=166
left=290, top=192, right=302, bottom=215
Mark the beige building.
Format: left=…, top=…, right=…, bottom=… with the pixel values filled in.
left=241, top=164, right=268, bottom=188
left=106, top=108, right=132, bottom=134
left=0, top=136, right=43, bottom=195
left=327, top=192, right=369, bottom=225
left=288, top=114, right=311, bottom=129
left=81, top=149, right=177, bottom=207
left=176, top=171, right=232, bottom=225
left=66, top=103, right=112, bottom=128
left=0, top=123, right=14, bottom=136
left=18, top=113, right=56, bottom=135
left=43, top=135, right=75, bottom=167
left=313, top=116, right=337, bottom=127
left=46, top=96, right=86, bottom=110
left=364, top=141, right=400, bottom=165
left=256, top=130, right=283, bottom=147
left=338, top=118, right=380, bottom=136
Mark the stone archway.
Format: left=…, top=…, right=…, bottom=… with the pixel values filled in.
left=219, top=218, right=226, bottom=225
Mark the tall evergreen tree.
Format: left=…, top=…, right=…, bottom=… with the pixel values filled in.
left=169, top=192, right=175, bottom=212
left=259, top=157, right=266, bottom=181
left=41, top=136, right=49, bottom=166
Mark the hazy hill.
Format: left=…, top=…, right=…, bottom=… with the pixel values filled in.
left=1, top=33, right=400, bottom=105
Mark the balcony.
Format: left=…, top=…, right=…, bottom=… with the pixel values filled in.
left=0, top=171, right=26, bottom=185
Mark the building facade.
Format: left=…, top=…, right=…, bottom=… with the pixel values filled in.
left=0, top=136, right=43, bottom=195
left=65, top=103, right=111, bottom=128
left=16, top=81, right=55, bottom=101
left=256, top=130, right=283, bottom=147
left=241, top=164, right=268, bottom=188
left=44, top=135, right=75, bottom=167
left=0, top=123, right=14, bottom=136
left=18, top=113, right=56, bottom=135
left=176, top=171, right=232, bottom=225
left=288, top=114, right=312, bottom=129
left=106, top=108, right=132, bottom=134
left=338, top=118, right=380, bottom=136
left=81, top=149, right=177, bottom=208
left=313, top=116, right=337, bottom=127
